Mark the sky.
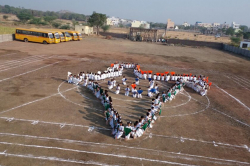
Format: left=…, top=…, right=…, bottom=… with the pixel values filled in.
left=0, top=0, right=250, bottom=26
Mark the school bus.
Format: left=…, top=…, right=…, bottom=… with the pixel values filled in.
left=15, top=28, right=54, bottom=44
left=76, top=31, right=82, bottom=41
left=60, top=31, right=72, bottom=41
left=30, top=28, right=60, bottom=44
left=47, top=29, right=68, bottom=42
left=65, top=30, right=78, bottom=41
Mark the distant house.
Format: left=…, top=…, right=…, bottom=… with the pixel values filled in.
left=131, top=20, right=150, bottom=29
left=166, top=19, right=174, bottom=29
left=182, top=22, right=190, bottom=27
left=240, top=40, right=250, bottom=49
left=232, top=22, right=240, bottom=29
left=106, top=17, right=119, bottom=26
left=75, top=25, right=93, bottom=35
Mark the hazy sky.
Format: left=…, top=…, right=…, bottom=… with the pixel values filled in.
left=1, top=0, right=250, bottom=26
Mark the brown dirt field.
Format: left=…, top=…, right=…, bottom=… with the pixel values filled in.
left=108, top=27, right=231, bottom=43
left=0, top=37, right=250, bottom=166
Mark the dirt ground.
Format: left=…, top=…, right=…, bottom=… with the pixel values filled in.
left=107, top=27, right=231, bottom=43
left=0, top=37, right=250, bottom=166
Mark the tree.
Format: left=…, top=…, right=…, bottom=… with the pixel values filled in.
left=243, top=32, right=250, bottom=40
left=29, top=17, right=42, bottom=25
left=16, top=12, right=32, bottom=23
left=226, top=27, right=235, bottom=36
left=230, top=37, right=241, bottom=46
left=60, top=24, right=70, bottom=30
left=101, top=25, right=110, bottom=32
left=240, top=25, right=249, bottom=32
left=3, top=15, right=8, bottom=20
left=235, top=30, right=243, bottom=38
left=44, top=16, right=57, bottom=24
left=52, top=22, right=62, bottom=28
left=88, top=12, right=107, bottom=35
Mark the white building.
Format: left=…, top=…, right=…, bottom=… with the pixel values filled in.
left=232, top=22, right=240, bottom=29
left=240, top=40, right=250, bottom=49
left=212, top=23, right=220, bottom=28
left=182, top=22, right=190, bottom=27
left=106, top=17, right=119, bottom=26
left=131, top=20, right=150, bottom=29
left=75, top=25, right=93, bottom=35
left=196, top=23, right=212, bottom=28
left=175, top=26, right=179, bottom=30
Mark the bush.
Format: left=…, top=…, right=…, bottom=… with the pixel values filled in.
left=60, top=25, right=70, bottom=30
left=230, top=37, right=241, bottom=45
left=52, top=22, right=61, bottom=28
left=101, top=25, right=110, bottom=32
left=3, top=15, right=8, bottom=20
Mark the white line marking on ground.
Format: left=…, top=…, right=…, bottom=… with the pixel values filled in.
left=215, top=85, right=250, bottom=111
left=0, top=61, right=61, bottom=83
left=0, top=53, right=17, bottom=57
left=0, top=56, right=53, bottom=73
left=0, top=83, right=76, bottom=115
left=0, top=150, right=117, bottom=166
left=0, top=133, right=249, bottom=165
left=0, top=142, right=197, bottom=166
left=0, top=117, right=110, bottom=131
left=0, top=55, right=46, bottom=68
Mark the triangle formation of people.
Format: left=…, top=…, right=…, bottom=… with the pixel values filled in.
left=67, top=62, right=211, bottom=140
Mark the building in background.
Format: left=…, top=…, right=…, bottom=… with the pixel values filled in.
left=232, top=22, right=240, bottom=29
left=75, top=25, right=93, bottom=35
left=240, top=40, right=250, bottom=49
left=166, top=19, right=175, bottom=29
left=182, top=22, right=190, bottom=27
left=106, top=17, right=120, bottom=26
left=131, top=20, right=150, bottom=29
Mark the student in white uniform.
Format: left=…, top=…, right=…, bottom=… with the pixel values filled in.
left=135, top=77, right=139, bottom=85
left=148, top=73, right=152, bottom=79
left=149, top=80, right=154, bottom=89
left=153, top=74, right=157, bottom=80
left=157, top=74, right=161, bottom=81
left=125, top=86, right=130, bottom=96
left=115, top=84, right=120, bottom=94
left=133, top=87, right=137, bottom=98
left=108, top=79, right=113, bottom=89
left=68, top=74, right=73, bottom=84
left=115, top=121, right=124, bottom=139
left=122, top=76, right=127, bottom=85
left=143, top=72, right=147, bottom=80
left=148, top=87, right=153, bottom=97
left=200, top=88, right=207, bottom=96
left=161, top=74, right=165, bottom=81
left=137, top=87, right=142, bottom=98
left=83, top=77, right=88, bottom=86
left=125, top=122, right=133, bottom=140
left=155, top=84, right=159, bottom=94
left=166, top=74, right=170, bottom=82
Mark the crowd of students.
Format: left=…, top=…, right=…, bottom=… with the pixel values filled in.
left=66, top=62, right=210, bottom=140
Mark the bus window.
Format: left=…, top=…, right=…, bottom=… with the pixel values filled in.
left=54, top=33, right=60, bottom=39
left=48, top=33, right=54, bottom=38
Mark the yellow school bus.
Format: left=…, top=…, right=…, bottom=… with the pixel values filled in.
left=15, top=28, right=54, bottom=44
left=76, top=31, right=82, bottom=41
left=30, top=28, right=60, bottom=44
left=65, top=30, right=78, bottom=41
left=60, top=31, right=72, bottom=41
left=47, top=29, right=67, bottom=42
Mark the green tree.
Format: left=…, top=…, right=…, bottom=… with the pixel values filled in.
left=60, top=24, right=70, bottom=30
left=230, top=37, right=241, bottom=46
left=44, top=16, right=57, bottom=24
left=235, top=30, right=243, bottom=38
left=88, top=12, right=107, bottom=35
left=52, top=22, right=62, bottom=28
left=101, top=25, right=110, bottom=32
left=240, top=25, right=249, bottom=32
left=243, top=32, right=250, bottom=39
left=226, top=27, right=235, bottom=36
left=29, top=17, right=42, bottom=25
left=3, top=15, right=8, bottom=20
left=16, top=12, right=32, bottom=23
